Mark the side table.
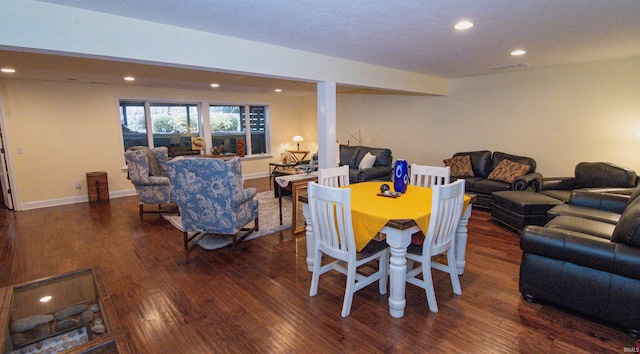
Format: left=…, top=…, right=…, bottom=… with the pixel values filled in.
left=269, top=162, right=297, bottom=189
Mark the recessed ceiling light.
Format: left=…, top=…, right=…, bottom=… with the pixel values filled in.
left=274, top=89, right=282, bottom=93
left=210, top=83, right=220, bottom=88
left=124, top=76, right=135, bottom=81
left=1, top=68, right=16, bottom=73
left=454, top=21, right=474, bottom=30
left=511, top=49, right=526, bottom=56
left=40, top=295, right=52, bottom=303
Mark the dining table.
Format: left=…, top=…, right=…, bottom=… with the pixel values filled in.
left=301, top=181, right=473, bottom=318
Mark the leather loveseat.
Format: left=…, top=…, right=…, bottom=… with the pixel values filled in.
left=339, top=145, right=393, bottom=183
left=446, top=150, right=541, bottom=210
left=519, top=188, right=640, bottom=337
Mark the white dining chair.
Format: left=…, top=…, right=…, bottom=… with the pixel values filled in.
left=410, top=164, right=451, bottom=188
left=318, top=165, right=350, bottom=187
left=405, top=179, right=465, bottom=313
left=307, top=182, right=389, bottom=317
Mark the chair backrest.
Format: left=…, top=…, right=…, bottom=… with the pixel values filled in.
left=410, top=164, right=450, bottom=188
left=318, top=165, right=350, bottom=187
left=424, top=179, right=465, bottom=256
left=308, top=182, right=356, bottom=262
left=125, top=146, right=170, bottom=183
left=168, top=156, right=246, bottom=233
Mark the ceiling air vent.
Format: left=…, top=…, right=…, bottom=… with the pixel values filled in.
left=489, top=63, right=530, bottom=71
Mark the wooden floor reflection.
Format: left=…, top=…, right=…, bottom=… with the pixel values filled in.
left=0, top=177, right=634, bottom=353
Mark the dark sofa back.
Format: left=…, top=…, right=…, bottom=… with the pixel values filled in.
left=339, top=145, right=393, bottom=169
left=491, top=151, right=536, bottom=174
left=575, top=162, right=637, bottom=189
left=454, top=150, right=492, bottom=178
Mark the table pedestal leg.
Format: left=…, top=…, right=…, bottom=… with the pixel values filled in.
left=303, top=202, right=314, bottom=272
left=388, top=245, right=408, bottom=318
left=383, top=225, right=417, bottom=319
left=455, top=204, right=472, bottom=275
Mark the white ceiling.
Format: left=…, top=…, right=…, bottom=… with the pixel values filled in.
left=36, top=0, right=640, bottom=79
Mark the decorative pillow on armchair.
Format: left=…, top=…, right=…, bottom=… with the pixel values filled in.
left=487, top=159, right=531, bottom=183
left=358, top=152, right=377, bottom=169
left=443, top=155, right=474, bottom=178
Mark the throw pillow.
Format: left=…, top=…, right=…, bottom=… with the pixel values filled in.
left=443, top=155, right=474, bottom=178
left=358, top=152, right=377, bottom=169
left=487, top=159, right=531, bottom=183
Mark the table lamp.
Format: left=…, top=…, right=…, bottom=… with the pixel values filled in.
left=293, top=135, right=303, bottom=151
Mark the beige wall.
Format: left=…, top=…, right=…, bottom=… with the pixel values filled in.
left=337, top=57, right=640, bottom=177
left=1, top=80, right=316, bottom=209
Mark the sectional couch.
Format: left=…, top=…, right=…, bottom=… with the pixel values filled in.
left=519, top=187, right=640, bottom=337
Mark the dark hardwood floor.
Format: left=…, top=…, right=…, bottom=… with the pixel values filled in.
left=0, top=177, right=636, bottom=353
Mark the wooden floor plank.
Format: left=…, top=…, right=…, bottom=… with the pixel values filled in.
left=0, top=177, right=636, bottom=353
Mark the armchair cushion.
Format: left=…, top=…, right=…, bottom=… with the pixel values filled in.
left=443, top=155, right=474, bottom=178
left=487, top=159, right=532, bottom=183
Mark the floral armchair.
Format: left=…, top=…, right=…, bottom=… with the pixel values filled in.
left=168, top=156, right=259, bottom=250
left=124, top=146, right=175, bottom=216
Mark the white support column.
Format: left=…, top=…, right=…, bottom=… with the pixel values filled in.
left=317, top=82, right=337, bottom=169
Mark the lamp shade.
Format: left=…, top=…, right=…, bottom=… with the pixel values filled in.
left=293, top=135, right=304, bottom=143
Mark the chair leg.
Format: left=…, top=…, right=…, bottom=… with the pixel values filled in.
left=184, top=232, right=189, bottom=249
left=379, top=249, right=389, bottom=295
left=423, top=261, right=439, bottom=313
left=342, top=262, right=357, bottom=317
left=139, top=204, right=144, bottom=217
left=447, top=251, right=462, bottom=295
left=309, top=251, right=323, bottom=297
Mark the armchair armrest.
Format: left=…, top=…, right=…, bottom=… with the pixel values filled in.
left=356, top=166, right=393, bottom=183
left=532, top=177, right=576, bottom=192
left=513, top=172, right=542, bottom=190
left=569, top=190, right=629, bottom=214
left=520, top=225, right=640, bottom=280
left=233, top=187, right=257, bottom=207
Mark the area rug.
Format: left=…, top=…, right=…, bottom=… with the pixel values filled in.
left=163, top=191, right=292, bottom=250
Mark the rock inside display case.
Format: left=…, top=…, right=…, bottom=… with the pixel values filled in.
left=0, top=267, right=129, bottom=353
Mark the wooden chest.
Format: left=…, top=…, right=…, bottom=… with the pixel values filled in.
left=86, top=171, right=109, bottom=202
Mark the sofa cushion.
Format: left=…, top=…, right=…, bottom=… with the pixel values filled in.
left=339, top=145, right=360, bottom=168
left=358, top=152, right=377, bottom=169
left=546, top=215, right=615, bottom=240
left=575, top=162, right=637, bottom=189
left=491, top=151, right=536, bottom=173
left=547, top=204, right=621, bottom=224
left=453, top=150, right=492, bottom=178
left=443, top=155, right=474, bottom=178
left=472, top=179, right=511, bottom=195
left=487, top=159, right=531, bottom=183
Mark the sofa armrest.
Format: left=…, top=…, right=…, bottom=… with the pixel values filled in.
left=520, top=225, right=640, bottom=280
left=569, top=190, right=629, bottom=214
left=513, top=172, right=542, bottom=190
left=356, top=166, right=393, bottom=183
left=532, top=177, right=576, bottom=192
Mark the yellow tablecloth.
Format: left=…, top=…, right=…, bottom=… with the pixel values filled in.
left=348, top=182, right=471, bottom=251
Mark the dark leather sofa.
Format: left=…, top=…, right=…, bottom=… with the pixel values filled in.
left=519, top=188, right=640, bottom=337
left=449, top=150, right=541, bottom=210
left=534, top=162, right=637, bottom=202
left=339, top=145, right=393, bottom=183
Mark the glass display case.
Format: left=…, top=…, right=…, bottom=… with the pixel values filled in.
left=0, top=267, right=130, bottom=353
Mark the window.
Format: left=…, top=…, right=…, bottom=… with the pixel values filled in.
left=209, top=105, right=267, bottom=155
left=120, top=100, right=270, bottom=159
left=120, top=101, right=199, bottom=158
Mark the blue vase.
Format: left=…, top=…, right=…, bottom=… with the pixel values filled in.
left=393, top=159, right=409, bottom=194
